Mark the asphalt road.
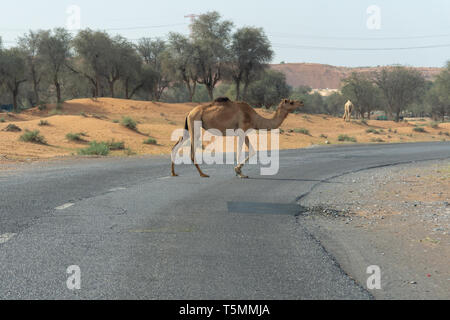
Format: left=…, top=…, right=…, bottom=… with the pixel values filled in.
left=0, top=142, right=449, bottom=299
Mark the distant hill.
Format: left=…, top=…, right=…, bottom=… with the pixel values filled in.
left=270, top=63, right=442, bottom=90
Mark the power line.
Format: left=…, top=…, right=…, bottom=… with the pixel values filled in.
left=0, top=22, right=188, bottom=33
left=269, top=32, right=450, bottom=41
left=272, top=43, right=450, bottom=51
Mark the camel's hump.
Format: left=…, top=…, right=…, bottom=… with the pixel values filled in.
left=214, top=97, right=231, bottom=103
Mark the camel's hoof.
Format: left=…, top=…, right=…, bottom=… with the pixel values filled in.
left=171, top=174, right=179, bottom=177
left=239, top=175, right=249, bottom=179
left=200, top=174, right=210, bottom=178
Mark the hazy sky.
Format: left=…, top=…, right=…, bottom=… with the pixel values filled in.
left=1, top=0, right=449, bottom=67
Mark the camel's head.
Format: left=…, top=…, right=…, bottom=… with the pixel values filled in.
left=280, top=99, right=304, bottom=113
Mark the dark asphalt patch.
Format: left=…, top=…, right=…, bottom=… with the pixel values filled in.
left=227, top=201, right=307, bottom=215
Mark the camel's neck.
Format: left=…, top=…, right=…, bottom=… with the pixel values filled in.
left=254, top=105, right=289, bottom=130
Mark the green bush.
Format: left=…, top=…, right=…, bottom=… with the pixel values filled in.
left=38, top=102, right=47, bottom=111
left=0, top=118, right=5, bottom=123
left=143, top=138, right=157, bottom=145
left=366, top=128, right=379, bottom=134
left=121, top=117, right=137, bottom=130
left=66, top=133, right=85, bottom=142
left=20, top=130, right=47, bottom=144
left=38, top=120, right=50, bottom=126
left=293, top=128, right=310, bottom=135
left=77, top=141, right=110, bottom=156
left=338, top=134, right=357, bottom=142
left=413, top=126, right=426, bottom=133
left=106, top=140, right=125, bottom=150
left=4, top=123, right=22, bottom=132
left=429, top=122, right=439, bottom=129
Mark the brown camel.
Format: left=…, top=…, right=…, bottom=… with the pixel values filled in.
left=171, top=97, right=304, bottom=178
left=343, top=100, right=354, bottom=122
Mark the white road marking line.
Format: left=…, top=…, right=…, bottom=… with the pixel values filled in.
left=0, top=233, right=16, bottom=244
left=55, top=203, right=74, bottom=210
left=108, top=187, right=127, bottom=192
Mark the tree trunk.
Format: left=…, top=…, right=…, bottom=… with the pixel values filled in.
left=109, top=81, right=115, bottom=98
left=125, top=79, right=130, bottom=99
left=55, top=80, right=62, bottom=104
left=242, top=81, right=250, bottom=101
left=12, top=88, right=18, bottom=112
left=207, top=85, right=214, bottom=101
left=235, top=79, right=241, bottom=101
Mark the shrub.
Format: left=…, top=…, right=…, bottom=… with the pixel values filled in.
left=143, top=138, right=157, bottom=145
left=366, top=128, right=379, bottom=134
left=38, top=120, right=50, bottom=126
left=338, top=134, right=357, bottom=142
left=121, top=117, right=137, bottom=130
left=429, top=122, right=439, bottom=129
left=20, top=130, right=47, bottom=144
left=38, top=102, right=47, bottom=111
left=112, top=119, right=120, bottom=123
left=3, top=123, right=21, bottom=132
left=371, top=138, right=385, bottom=143
left=320, top=134, right=328, bottom=139
left=413, top=126, right=426, bottom=133
left=125, top=147, right=136, bottom=156
left=106, top=140, right=125, bottom=150
left=293, top=128, right=310, bottom=135
left=77, top=141, right=110, bottom=156
left=0, top=118, right=5, bottom=123
left=66, top=133, right=85, bottom=142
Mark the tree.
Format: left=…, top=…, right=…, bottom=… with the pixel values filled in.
left=375, top=66, right=426, bottom=121
left=247, top=70, right=291, bottom=108
left=100, top=36, right=136, bottom=98
left=230, top=27, right=273, bottom=100
left=72, top=29, right=114, bottom=98
left=18, top=31, right=45, bottom=105
left=167, top=33, right=198, bottom=102
left=137, top=38, right=170, bottom=101
left=39, top=28, right=72, bottom=103
left=431, top=61, right=450, bottom=121
left=325, top=92, right=348, bottom=116
left=0, top=48, right=27, bottom=111
left=190, top=11, right=233, bottom=100
left=342, top=72, right=382, bottom=119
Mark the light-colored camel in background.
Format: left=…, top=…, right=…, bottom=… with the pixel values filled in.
left=343, top=100, right=354, bottom=122
left=171, top=97, right=304, bottom=178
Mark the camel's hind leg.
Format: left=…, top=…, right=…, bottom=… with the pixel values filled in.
left=235, top=136, right=255, bottom=179
left=171, top=132, right=188, bottom=177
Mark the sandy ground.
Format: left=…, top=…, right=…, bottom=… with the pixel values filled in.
left=299, top=160, right=450, bottom=299
left=0, top=98, right=449, bottom=162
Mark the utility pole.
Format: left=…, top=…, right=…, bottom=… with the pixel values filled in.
left=184, top=14, right=199, bottom=30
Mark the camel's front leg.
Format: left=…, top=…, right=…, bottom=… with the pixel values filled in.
left=188, top=118, right=209, bottom=178
left=235, top=136, right=255, bottom=179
